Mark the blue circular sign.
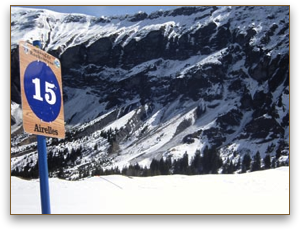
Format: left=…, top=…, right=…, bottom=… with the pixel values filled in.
left=24, top=61, right=61, bottom=122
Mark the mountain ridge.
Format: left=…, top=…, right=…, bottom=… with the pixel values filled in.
left=11, top=6, right=289, bottom=180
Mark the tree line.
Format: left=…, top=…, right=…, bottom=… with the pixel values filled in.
left=83, top=146, right=288, bottom=179
left=11, top=145, right=289, bottom=180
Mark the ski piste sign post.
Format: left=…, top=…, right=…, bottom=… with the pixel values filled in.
left=19, top=41, right=65, bottom=138
left=19, top=40, right=65, bottom=214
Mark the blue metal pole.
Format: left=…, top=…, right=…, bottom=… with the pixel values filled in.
left=37, top=135, right=51, bottom=214
left=33, top=40, right=51, bottom=214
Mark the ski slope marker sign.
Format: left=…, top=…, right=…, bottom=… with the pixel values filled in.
left=19, top=41, right=65, bottom=138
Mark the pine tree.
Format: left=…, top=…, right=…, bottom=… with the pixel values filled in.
left=251, top=151, right=261, bottom=172
left=181, top=152, right=189, bottom=174
left=202, top=147, right=222, bottom=174
left=222, top=161, right=228, bottom=174
left=165, top=157, right=172, bottom=174
left=228, top=161, right=235, bottom=174
left=141, top=166, right=151, bottom=177
left=222, top=159, right=235, bottom=174
left=211, top=149, right=223, bottom=174
left=150, top=158, right=160, bottom=176
left=202, top=146, right=210, bottom=174
left=173, top=159, right=180, bottom=174
left=191, top=150, right=203, bottom=174
left=235, top=157, right=241, bottom=172
left=242, top=153, right=251, bottom=173
left=264, top=155, right=271, bottom=169
left=159, top=158, right=169, bottom=175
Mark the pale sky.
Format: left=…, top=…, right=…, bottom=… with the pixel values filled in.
left=11, top=6, right=183, bottom=17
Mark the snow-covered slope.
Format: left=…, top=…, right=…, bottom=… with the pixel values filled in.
left=11, top=6, right=289, bottom=179
left=11, top=167, right=289, bottom=214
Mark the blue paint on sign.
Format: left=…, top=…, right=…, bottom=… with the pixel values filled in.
left=24, top=61, right=61, bottom=122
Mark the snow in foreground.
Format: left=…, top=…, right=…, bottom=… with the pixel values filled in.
left=11, top=167, right=289, bottom=214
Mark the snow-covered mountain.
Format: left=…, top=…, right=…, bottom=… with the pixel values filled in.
left=11, top=6, right=289, bottom=180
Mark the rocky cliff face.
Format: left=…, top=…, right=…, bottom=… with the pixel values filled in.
left=11, top=6, right=289, bottom=179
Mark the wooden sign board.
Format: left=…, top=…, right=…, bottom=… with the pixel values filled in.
left=19, top=41, right=65, bottom=139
